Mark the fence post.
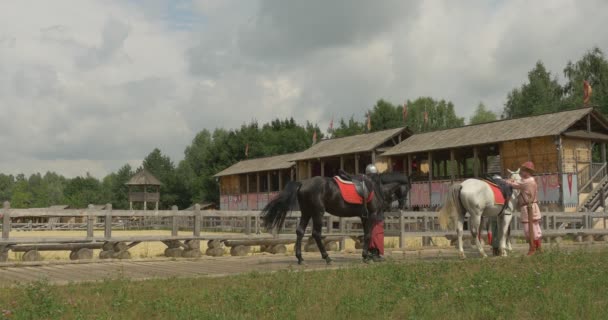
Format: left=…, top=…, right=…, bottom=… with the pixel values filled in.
left=245, top=214, right=252, bottom=235
left=105, top=203, right=112, bottom=239
left=255, top=213, right=260, bottom=235
left=2, top=201, right=10, bottom=240
left=194, top=204, right=201, bottom=237
left=399, top=211, right=406, bottom=249
left=339, top=217, right=345, bottom=250
left=87, top=204, right=94, bottom=238
left=172, top=205, right=179, bottom=236
left=326, top=215, right=333, bottom=234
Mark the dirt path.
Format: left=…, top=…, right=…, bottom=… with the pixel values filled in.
left=0, top=243, right=605, bottom=287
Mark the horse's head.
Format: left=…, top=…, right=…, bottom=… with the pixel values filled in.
left=378, top=172, right=410, bottom=211
left=507, top=168, right=521, bottom=182
left=505, top=168, right=522, bottom=214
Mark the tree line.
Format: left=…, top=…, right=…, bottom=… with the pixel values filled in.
left=1, top=47, right=607, bottom=209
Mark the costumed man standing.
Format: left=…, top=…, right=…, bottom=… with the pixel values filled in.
left=506, top=161, right=542, bottom=255
left=365, top=164, right=385, bottom=262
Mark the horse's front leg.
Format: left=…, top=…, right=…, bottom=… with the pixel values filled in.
left=361, top=217, right=372, bottom=262
left=295, top=216, right=310, bottom=265
left=498, top=215, right=514, bottom=257
left=311, top=214, right=332, bottom=265
left=457, top=214, right=466, bottom=259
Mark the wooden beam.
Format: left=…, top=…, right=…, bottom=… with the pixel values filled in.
left=320, top=160, right=325, bottom=177
left=428, top=152, right=433, bottom=207
left=340, top=156, right=344, bottom=170
left=307, top=161, right=312, bottom=178
left=256, top=173, right=260, bottom=193
left=450, top=149, right=455, bottom=181
left=355, top=154, right=360, bottom=174
left=588, top=114, right=592, bottom=132
left=602, top=143, right=607, bottom=164
left=473, top=147, right=479, bottom=178
left=278, top=170, right=283, bottom=190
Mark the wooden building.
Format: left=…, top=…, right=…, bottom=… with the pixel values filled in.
left=126, top=170, right=161, bottom=210
left=290, top=127, right=412, bottom=180
left=214, top=153, right=298, bottom=210
left=383, top=107, right=608, bottom=212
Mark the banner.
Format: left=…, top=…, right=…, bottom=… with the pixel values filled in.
left=561, top=173, right=578, bottom=208
left=534, top=174, right=560, bottom=204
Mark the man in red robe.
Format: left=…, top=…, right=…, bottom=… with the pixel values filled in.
left=365, top=164, right=385, bottom=262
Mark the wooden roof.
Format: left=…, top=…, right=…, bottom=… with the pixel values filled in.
left=126, top=169, right=162, bottom=186
left=290, top=127, right=409, bottom=161
left=384, top=107, right=604, bottom=156
left=214, top=152, right=299, bottom=177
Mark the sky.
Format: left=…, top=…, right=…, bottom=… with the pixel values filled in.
left=1, top=0, right=607, bottom=179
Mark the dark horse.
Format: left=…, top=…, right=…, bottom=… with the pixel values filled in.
left=261, top=172, right=410, bottom=264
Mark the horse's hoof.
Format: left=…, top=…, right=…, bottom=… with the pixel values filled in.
left=325, top=259, right=332, bottom=265
left=363, top=257, right=372, bottom=264
left=458, top=253, right=466, bottom=260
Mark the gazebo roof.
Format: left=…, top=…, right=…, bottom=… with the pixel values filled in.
left=126, top=169, right=162, bottom=186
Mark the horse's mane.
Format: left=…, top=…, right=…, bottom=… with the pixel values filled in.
left=379, top=172, right=410, bottom=185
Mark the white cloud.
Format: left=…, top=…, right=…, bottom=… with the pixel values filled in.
left=1, top=0, right=607, bottom=178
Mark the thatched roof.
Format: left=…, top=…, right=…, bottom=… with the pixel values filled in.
left=384, top=108, right=605, bottom=156
left=290, top=127, right=409, bottom=161
left=214, top=152, right=299, bottom=177
left=126, top=169, right=162, bottom=185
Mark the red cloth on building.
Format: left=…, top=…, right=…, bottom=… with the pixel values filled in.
left=369, top=220, right=384, bottom=255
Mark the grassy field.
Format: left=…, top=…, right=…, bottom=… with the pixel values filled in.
left=1, top=248, right=607, bottom=319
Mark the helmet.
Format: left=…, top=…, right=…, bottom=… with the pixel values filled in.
left=365, top=164, right=378, bottom=175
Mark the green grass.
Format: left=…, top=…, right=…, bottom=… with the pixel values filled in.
left=2, top=248, right=608, bottom=319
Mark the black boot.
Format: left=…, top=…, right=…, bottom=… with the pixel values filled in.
left=370, top=248, right=385, bottom=262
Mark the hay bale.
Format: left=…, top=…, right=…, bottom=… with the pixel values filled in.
left=164, top=248, right=183, bottom=258
left=230, top=245, right=251, bottom=256
left=22, top=250, right=42, bottom=262
left=182, top=249, right=202, bottom=258
left=205, top=247, right=224, bottom=257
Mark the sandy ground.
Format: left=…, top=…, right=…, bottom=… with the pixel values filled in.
left=5, top=230, right=452, bottom=261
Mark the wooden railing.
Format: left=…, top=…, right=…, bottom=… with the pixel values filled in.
left=579, top=163, right=607, bottom=194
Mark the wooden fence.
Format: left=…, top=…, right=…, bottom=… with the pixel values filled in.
left=2, top=201, right=608, bottom=262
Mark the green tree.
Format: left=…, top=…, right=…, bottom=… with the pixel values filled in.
left=103, top=164, right=132, bottom=209
left=404, top=97, right=464, bottom=132
left=503, top=61, right=563, bottom=118
left=563, top=47, right=608, bottom=113
left=63, top=174, right=104, bottom=208
left=332, top=116, right=365, bottom=138
left=369, top=99, right=404, bottom=132
left=142, top=148, right=178, bottom=209
left=469, top=103, right=498, bottom=124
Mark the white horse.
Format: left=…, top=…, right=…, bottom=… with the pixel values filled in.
left=439, top=170, right=521, bottom=258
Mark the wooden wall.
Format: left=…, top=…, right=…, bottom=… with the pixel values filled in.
left=561, top=138, right=592, bottom=173
left=501, top=136, right=559, bottom=173
left=220, top=175, right=240, bottom=194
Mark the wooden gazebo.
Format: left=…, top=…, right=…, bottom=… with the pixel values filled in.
left=126, top=170, right=162, bottom=210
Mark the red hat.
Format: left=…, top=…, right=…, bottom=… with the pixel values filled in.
left=520, top=161, right=536, bottom=173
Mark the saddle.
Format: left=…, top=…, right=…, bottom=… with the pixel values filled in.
left=334, top=171, right=374, bottom=207
left=481, top=175, right=513, bottom=215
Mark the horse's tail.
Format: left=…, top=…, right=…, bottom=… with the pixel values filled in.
left=261, top=181, right=302, bottom=231
left=439, top=184, right=463, bottom=230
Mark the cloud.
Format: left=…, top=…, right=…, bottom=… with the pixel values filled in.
left=1, top=0, right=608, bottom=179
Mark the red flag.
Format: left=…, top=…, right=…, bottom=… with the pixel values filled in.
left=329, top=116, right=334, bottom=131
left=583, top=80, right=592, bottom=105
left=312, top=131, right=317, bottom=144
left=245, top=143, right=249, bottom=157
left=366, top=112, right=371, bottom=131
left=402, top=102, right=408, bottom=122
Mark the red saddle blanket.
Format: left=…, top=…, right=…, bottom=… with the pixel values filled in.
left=334, top=176, right=374, bottom=205
left=484, top=181, right=505, bottom=205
